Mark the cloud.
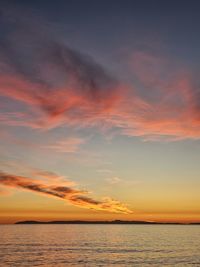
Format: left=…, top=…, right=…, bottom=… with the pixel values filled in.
left=97, top=169, right=113, bottom=174
left=106, top=177, right=121, bottom=184
left=0, top=170, right=132, bottom=214
left=119, top=53, right=200, bottom=140
left=30, top=170, right=76, bottom=186
left=0, top=6, right=200, bottom=141
left=32, top=170, right=64, bottom=180
left=0, top=5, right=121, bottom=130
left=44, top=137, right=85, bottom=153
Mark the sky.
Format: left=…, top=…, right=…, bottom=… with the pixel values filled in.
left=0, top=0, right=200, bottom=223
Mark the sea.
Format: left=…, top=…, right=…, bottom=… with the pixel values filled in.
left=1, top=224, right=200, bottom=266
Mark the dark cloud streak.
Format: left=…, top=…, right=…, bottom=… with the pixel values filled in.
left=0, top=171, right=132, bottom=214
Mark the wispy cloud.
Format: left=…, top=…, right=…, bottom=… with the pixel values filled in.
left=44, top=137, right=85, bottom=153
left=0, top=170, right=132, bottom=214
left=104, top=176, right=141, bottom=186
left=30, top=170, right=76, bottom=186
left=0, top=6, right=200, bottom=141
left=0, top=6, right=121, bottom=130
left=97, top=169, right=113, bottom=174
left=106, top=177, right=121, bottom=184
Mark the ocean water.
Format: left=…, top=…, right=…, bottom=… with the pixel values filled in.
left=1, top=224, right=200, bottom=266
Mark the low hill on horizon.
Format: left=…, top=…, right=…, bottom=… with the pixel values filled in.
left=15, top=220, right=200, bottom=225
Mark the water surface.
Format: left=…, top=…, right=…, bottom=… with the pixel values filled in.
left=1, top=224, right=200, bottom=266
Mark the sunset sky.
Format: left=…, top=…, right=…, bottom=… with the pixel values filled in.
left=0, top=0, right=200, bottom=223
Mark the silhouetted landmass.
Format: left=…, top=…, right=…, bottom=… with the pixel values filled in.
left=15, top=220, right=200, bottom=225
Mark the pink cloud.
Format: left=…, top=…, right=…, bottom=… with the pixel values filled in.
left=1, top=68, right=200, bottom=141
left=0, top=7, right=200, bottom=141
left=0, top=74, right=123, bottom=130
left=44, top=137, right=85, bottom=153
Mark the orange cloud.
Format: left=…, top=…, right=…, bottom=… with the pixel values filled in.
left=0, top=171, right=132, bottom=214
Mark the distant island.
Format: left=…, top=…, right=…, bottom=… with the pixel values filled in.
left=15, top=220, right=200, bottom=225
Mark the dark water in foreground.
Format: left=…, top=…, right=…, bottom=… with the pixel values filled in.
left=1, top=224, right=200, bottom=266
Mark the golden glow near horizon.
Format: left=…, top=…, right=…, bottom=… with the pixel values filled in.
left=1, top=3, right=200, bottom=224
